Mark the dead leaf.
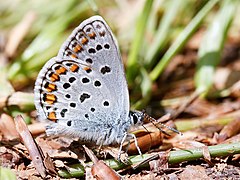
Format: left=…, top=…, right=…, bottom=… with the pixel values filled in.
left=149, top=151, right=169, bottom=173
left=179, top=165, right=209, bottom=180
left=0, top=113, right=18, bottom=140
left=126, top=131, right=163, bottom=155
left=217, top=118, right=240, bottom=143
left=5, top=11, right=36, bottom=58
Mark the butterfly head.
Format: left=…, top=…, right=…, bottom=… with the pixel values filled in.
left=129, top=110, right=145, bottom=126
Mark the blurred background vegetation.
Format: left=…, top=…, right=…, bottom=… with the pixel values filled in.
left=1, top=0, right=240, bottom=178
left=0, top=0, right=239, bottom=120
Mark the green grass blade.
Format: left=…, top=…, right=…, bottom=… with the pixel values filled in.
left=149, top=0, right=220, bottom=82
left=126, top=0, right=153, bottom=82
left=132, top=67, right=152, bottom=109
left=194, top=0, right=238, bottom=95
left=8, top=1, right=89, bottom=81
left=0, top=167, right=17, bottom=180
left=144, top=0, right=183, bottom=66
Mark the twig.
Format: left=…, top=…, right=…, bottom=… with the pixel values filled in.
left=58, top=142, right=240, bottom=178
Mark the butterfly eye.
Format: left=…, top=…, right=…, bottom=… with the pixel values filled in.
left=129, top=111, right=144, bottom=125
left=133, top=114, right=138, bottom=124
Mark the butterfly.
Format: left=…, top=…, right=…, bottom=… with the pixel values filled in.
left=34, top=16, right=145, bottom=157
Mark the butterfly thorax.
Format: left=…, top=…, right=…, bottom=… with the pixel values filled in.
left=101, top=110, right=145, bottom=145
left=95, top=110, right=145, bottom=145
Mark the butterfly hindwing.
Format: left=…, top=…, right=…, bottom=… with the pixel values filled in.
left=34, top=16, right=130, bottom=143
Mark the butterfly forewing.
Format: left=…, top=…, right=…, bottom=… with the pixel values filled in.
left=34, top=16, right=130, bottom=137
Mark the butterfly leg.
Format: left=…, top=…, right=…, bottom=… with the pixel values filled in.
left=118, top=132, right=128, bottom=160
left=129, top=133, right=142, bottom=156
left=118, top=133, right=142, bottom=161
left=96, top=133, right=108, bottom=155
left=124, top=140, right=131, bottom=153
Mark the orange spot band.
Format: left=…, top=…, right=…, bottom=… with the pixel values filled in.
left=48, top=112, right=57, bottom=122
left=81, top=37, right=88, bottom=45
left=70, top=64, right=79, bottom=72
left=50, top=73, right=59, bottom=82
left=46, top=83, right=56, bottom=92
left=70, top=54, right=77, bottom=58
left=88, top=32, right=96, bottom=39
left=46, top=94, right=56, bottom=101
left=83, top=67, right=91, bottom=71
left=56, top=66, right=67, bottom=74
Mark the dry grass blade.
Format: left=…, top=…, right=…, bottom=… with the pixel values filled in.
left=14, top=115, right=46, bottom=178
left=6, top=92, right=34, bottom=111
left=170, top=91, right=201, bottom=120
left=5, top=11, right=36, bottom=58
left=202, top=146, right=213, bottom=166
left=217, top=118, right=240, bottom=143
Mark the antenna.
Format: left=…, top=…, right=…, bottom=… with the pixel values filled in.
left=143, top=111, right=183, bottom=136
